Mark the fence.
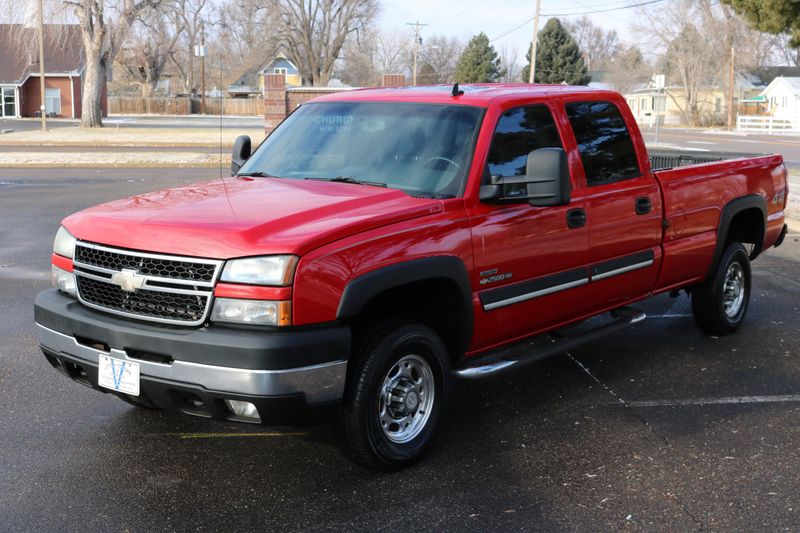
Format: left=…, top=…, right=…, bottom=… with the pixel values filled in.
left=108, top=96, right=263, bottom=116
left=737, top=115, right=799, bottom=134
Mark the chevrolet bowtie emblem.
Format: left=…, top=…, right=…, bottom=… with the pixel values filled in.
left=111, top=269, right=146, bottom=293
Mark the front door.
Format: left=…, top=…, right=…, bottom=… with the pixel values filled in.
left=468, top=103, right=592, bottom=350
left=1, top=87, right=16, bottom=118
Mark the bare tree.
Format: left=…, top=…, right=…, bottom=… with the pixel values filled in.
left=120, top=8, right=183, bottom=97
left=273, top=0, right=378, bottom=86
left=65, top=0, right=162, bottom=127
left=374, top=28, right=410, bottom=75
left=565, top=16, right=620, bottom=70
left=416, top=35, right=463, bottom=84
left=498, top=43, right=520, bottom=83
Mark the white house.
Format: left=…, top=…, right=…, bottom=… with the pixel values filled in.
left=761, top=77, right=800, bottom=120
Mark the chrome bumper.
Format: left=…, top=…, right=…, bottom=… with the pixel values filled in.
left=35, top=322, right=347, bottom=404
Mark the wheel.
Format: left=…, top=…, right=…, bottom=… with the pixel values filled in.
left=692, top=242, right=751, bottom=335
left=117, top=394, right=161, bottom=410
left=340, top=321, right=449, bottom=469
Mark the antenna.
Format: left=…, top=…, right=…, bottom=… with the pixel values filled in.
left=219, top=45, right=223, bottom=180
left=452, top=83, right=464, bottom=97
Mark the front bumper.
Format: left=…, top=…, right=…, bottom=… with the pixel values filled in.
left=34, top=289, right=350, bottom=425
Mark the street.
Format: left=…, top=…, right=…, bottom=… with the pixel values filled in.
left=0, top=166, right=798, bottom=531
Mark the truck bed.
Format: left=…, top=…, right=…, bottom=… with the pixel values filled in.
left=649, top=149, right=764, bottom=172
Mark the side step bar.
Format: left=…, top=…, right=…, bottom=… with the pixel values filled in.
left=453, top=307, right=646, bottom=379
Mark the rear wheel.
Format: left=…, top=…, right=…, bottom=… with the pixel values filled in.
left=340, top=321, right=449, bottom=469
left=692, top=242, right=751, bottom=335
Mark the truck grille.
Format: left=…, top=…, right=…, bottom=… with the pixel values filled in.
left=72, top=242, right=222, bottom=326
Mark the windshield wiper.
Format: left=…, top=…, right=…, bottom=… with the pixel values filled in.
left=236, top=171, right=274, bottom=177
left=307, top=176, right=387, bottom=188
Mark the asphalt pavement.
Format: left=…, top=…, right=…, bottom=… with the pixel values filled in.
left=1, top=168, right=799, bottom=531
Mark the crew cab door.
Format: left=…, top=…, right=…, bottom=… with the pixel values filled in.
left=561, top=99, right=662, bottom=307
left=467, top=103, right=592, bottom=350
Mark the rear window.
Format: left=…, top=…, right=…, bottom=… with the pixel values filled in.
left=565, top=101, right=640, bottom=186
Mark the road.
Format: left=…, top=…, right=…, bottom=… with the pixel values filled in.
left=0, top=115, right=264, bottom=132
left=1, top=168, right=799, bottom=531
left=641, top=127, right=800, bottom=169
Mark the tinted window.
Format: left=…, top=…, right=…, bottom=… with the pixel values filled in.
left=238, top=102, right=483, bottom=198
left=565, top=101, right=640, bottom=186
left=487, top=105, right=563, bottom=179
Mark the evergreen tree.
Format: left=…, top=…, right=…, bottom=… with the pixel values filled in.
left=454, top=32, right=503, bottom=83
left=521, top=18, right=591, bottom=85
left=721, top=0, right=800, bottom=46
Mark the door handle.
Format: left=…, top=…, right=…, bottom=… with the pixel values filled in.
left=566, top=208, right=586, bottom=229
left=635, top=197, right=652, bottom=215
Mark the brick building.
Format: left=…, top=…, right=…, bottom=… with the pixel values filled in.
left=0, top=24, right=107, bottom=119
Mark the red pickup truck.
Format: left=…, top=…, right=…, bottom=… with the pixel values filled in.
left=35, top=84, right=788, bottom=468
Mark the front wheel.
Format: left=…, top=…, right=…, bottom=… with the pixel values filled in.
left=692, top=242, right=751, bottom=335
left=340, top=322, right=449, bottom=469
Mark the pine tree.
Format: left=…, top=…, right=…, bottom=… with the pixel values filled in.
left=721, top=0, right=800, bottom=46
left=521, top=18, right=591, bottom=85
left=454, top=32, right=504, bottom=83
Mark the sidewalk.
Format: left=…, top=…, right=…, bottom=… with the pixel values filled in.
left=0, top=126, right=265, bottom=148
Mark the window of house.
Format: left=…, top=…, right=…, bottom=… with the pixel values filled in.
left=44, top=88, right=61, bottom=115
left=565, top=101, right=640, bottom=186
left=274, top=67, right=288, bottom=75
left=486, top=105, right=564, bottom=180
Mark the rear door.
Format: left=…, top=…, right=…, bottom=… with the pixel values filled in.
left=468, top=102, right=592, bottom=350
left=561, top=98, right=662, bottom=308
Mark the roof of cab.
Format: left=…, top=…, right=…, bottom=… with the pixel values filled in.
left=309, top=83, right=619, bottom=107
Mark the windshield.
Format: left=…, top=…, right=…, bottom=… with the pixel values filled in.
left=238, top=102, right=483, bottom=198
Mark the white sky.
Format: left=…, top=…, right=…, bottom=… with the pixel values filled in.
left=378, top=0, right=640, bottom=62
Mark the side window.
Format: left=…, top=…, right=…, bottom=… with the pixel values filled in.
left=565, top=101, right=640, bottom=186
left=487, top=105, right=563, bottom=179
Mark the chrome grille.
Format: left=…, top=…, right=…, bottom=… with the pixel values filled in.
left=73, top=242, right=222, bottom=326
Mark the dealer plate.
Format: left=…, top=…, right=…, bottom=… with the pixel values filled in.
left=97, top=355, right=140, bottom=396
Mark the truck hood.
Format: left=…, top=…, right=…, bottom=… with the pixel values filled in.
left=63, top=177, right=442, bottom=259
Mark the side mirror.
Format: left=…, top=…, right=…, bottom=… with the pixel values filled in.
left=525, top=147, right=571, bottom=207
left=479, top=147, right=571, bottom=206
left=231, top=135, right=252, bottom=174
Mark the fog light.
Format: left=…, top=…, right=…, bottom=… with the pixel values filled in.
left=52, top=265, right=77, bottom=297
left=225, top=399, right=261, bottom=422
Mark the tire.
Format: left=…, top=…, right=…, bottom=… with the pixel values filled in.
left=340, top=321, right=449, bottom=469
left=692, top=242, right=751, bottom=335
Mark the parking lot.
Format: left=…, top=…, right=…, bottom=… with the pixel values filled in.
left=1, top=167, right=799, bottom=531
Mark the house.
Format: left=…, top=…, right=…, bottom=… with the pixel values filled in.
left=624, top=72, right=766, bottom=127
left=760, top=77, right=800, bottom=120
left=227, top=56, right=303, bottom=98
left=0, top=24, right=106, bottom=119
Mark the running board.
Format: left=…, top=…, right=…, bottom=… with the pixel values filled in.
left=453, top=307, right=646, bottom=379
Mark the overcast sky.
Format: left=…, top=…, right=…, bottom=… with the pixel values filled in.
left=378, top=0, right=640, bottom=61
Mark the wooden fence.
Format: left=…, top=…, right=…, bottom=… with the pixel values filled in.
left=108, top=97, right=263, bottom=116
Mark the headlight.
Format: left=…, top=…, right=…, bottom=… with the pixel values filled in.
left=211, top=298, right=291, bottom=326
left=53, top=226, right=76, bottom=259
left=52, top=265, right=77, bottom=296
left=220, top=255, right=297, bottom=286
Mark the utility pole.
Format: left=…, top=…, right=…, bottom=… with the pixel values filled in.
left=406, top=21, right=428, bottom=85
left=200, top=21, right=206, bottom=115
left=36, top=0, right=47, bottom=131
left=728, top=43, right=736, bottom=130
left=527, top=0, right=542, bottom=84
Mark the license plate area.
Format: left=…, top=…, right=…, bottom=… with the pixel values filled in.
left=98, top=354, right=140, bottom=396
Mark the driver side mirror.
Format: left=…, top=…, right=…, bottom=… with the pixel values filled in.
left=231, top=135, right=252, bottom=174
left=480, top=147, right=571, bottom=206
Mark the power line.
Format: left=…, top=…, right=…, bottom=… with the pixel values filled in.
left=490, top=0, right=667, bottom=43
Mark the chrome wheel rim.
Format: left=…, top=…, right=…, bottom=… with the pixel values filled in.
left=378, top=354, right=435, bottom=444
left=722, top=262, right=745, bottom=318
